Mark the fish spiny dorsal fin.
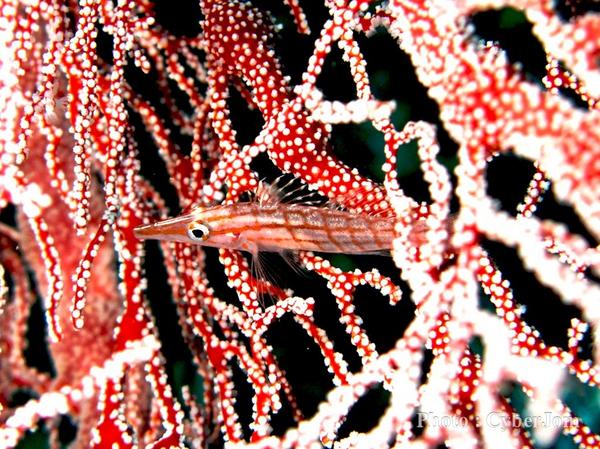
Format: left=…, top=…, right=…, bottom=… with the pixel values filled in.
left=256, top=179, right=281, bottom=206
left=256, top=175, right=395, bottom=216
left=256, top=175, right=329, bottom=207
left=274, top=175, right=395, bottom=216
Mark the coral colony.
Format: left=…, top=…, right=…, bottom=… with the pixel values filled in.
left=0, top=0, right=599, bottom=448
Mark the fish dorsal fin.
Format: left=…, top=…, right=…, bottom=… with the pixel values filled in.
left=256, top=175, right=329, bottom=207
left=256, top=174, right=395, bottom=217
left=256, top=180, right=281, bottom=206
left=275, top=174, right=396, bottom=217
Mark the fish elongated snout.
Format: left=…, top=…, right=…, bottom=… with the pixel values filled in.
left=133, top=223, right=157, bottom=240
left=133, top=214, right=197, bottom=243
left=133, top=210, right=205, bottom=243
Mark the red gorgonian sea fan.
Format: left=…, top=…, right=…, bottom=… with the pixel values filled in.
left=1, top=0, right=599, bottom=448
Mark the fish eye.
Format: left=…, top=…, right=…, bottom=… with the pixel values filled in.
left=187, top=223, right=210, bottom=241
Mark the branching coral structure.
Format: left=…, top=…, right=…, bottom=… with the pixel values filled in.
left=0, top=0, right=599, bottom=448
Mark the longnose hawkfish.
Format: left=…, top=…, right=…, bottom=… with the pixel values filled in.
left=134, top=181, right=400, bottom=255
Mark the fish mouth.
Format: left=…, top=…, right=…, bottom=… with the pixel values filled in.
left=133, top=214, right=195, bottom=242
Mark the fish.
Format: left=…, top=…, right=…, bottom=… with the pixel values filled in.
left=134, top=179, right=399, bottom=255
left=133, top=201, right=396, bottom=255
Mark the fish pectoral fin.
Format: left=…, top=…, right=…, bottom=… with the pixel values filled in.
left=250, top=251, right=284, bottom=305
left=280, top=250, right=307, bottom=276
left=235, top=234, right=259, bottom=256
